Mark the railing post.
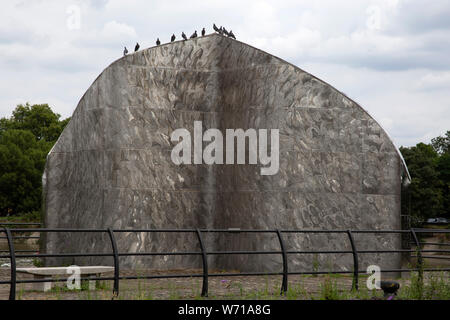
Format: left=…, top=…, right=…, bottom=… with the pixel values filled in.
left=195, top=229, right=209, bottom=297
left=346, top=230, right=359, bottom=291
left=410, top=228, right=423, bottom=284
left=275, top=229, right=288, bottom=295
left=107, top=228, right=120, bottom=298
left=3, top=227, right=16, bottom=300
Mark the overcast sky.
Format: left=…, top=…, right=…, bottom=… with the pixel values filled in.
left=1, top=0, right=449, bottom=147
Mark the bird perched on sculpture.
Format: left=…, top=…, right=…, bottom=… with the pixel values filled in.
left=123, top=47, right=128, bottom=56
left=229, top=30, right=236, bottom=39
left=171, top=34, right=176, bottom=42
left=201, top=28, right=206, bottom=36
left=190, top=30, right=197, bottom=38
left=134, top=42, right=140, bottom=52
left=156, top=38, right=161, bottom=46
left=218, top=26, right=224, bottom=35
left=181, top=32, right=187, bottom=40
left=222, top=27, right=230, bottom=37
left=213, top=23, right=219, bottom=33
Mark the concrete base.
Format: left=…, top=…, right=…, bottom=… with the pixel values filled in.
left=88, top=275, right=97, bottom=290
left=33, top=275, right=52, bottom=292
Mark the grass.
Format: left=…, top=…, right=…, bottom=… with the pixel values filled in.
left=0, top=211, right=41, bottom=223
left=286, top=282, right=309, bottom=300
left=317, top=277, right=341, bottom=300
left=33, top=258, right=44, bottom=267
left=397, top=271, right=450, bottom=300
left=49, top=279, right=104, bottom=293
left=11, top=269, right=449, bottom=300
left=14, top=272, right=449, bottom=300
left=96, top=272, right=448, bottom=300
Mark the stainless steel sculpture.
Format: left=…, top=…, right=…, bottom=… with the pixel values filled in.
left=42, top=34, right=410, bottom=272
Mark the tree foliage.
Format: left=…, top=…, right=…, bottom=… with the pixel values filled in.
left=431, top=131, right=450, bottom=155
left=400, top=131, right=450, bottom=223
left=0, top=104, right=70, bottom=216
left=435, top=139, right=450, bottom=218
left=0, top=103, right=70, bottom=142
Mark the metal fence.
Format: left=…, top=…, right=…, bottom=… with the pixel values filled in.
left=1, top=224, right=449, bottom=300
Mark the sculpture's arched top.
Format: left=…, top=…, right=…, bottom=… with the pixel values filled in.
left=52, top=34, right=409, bottom=184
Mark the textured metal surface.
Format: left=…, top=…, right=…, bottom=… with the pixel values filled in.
left=43, top=34, right=405, bottom=272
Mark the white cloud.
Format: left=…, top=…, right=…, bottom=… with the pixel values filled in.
left=416, top=72, right=450, bottom=91
left=102, top=20, right=136, bottom=38
left=73, top=20, right=138, bottom=48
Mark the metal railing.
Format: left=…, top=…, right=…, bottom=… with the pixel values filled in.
left=0, top=227, right=449, bottom=300
left=0, top=222, right=41, bottom=254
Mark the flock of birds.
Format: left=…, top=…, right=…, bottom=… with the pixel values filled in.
left=123, top=23, right=236, bottom=56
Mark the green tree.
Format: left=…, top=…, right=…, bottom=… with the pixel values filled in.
left=0, top=104, right=70, bottom=216
left=0, top=130, right=51, bottom=215
left=400, top=143, right=444, bottom=223
left=431, top=131, right=450, bottom=155
left=437, top=153, right=450, bottom=218
left=430, top=131, right=450, bottom=218
left=0, top=103, right=69, bottom=142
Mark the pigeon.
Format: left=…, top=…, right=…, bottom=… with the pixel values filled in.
left=156, top=38, right=161, bottom=46
left=229, top=30, right=236, bottom=39
left=181, top=32, right=187, bottom=40
left=201, top=27, right=206, bottom=36
left=190, top=30, right=197, bottom=38
left=123, top=47, right=128, bottom=56
left=223, top=27, right=229, bottom=36
left=213, top=23, right=219, bottom=33
left=171, top=34, right=176, bottom=42
left=134, top=42, right=140, bottom=52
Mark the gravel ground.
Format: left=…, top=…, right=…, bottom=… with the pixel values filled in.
left=0, top=268, right=358, bottom=300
